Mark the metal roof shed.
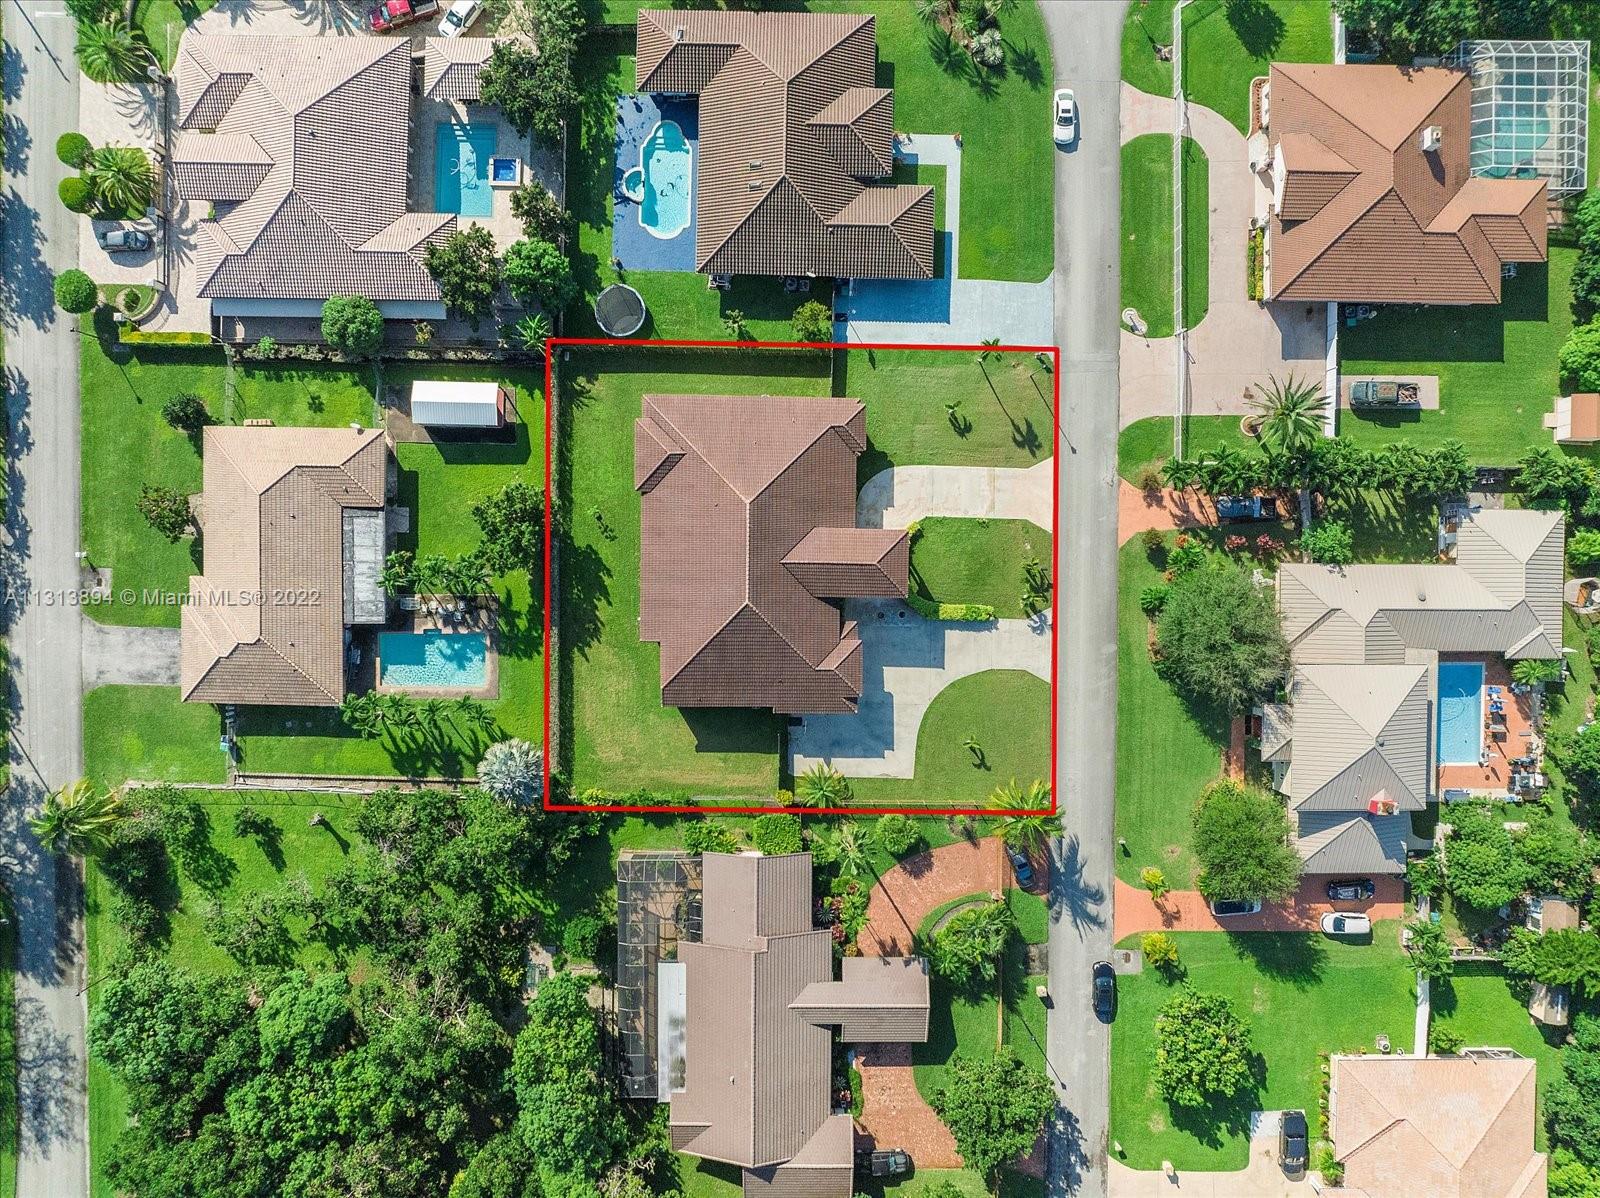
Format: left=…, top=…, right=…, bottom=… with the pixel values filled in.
left=409, top=379, right=508, bottom=428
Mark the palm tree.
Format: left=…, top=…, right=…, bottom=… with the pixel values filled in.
left=913, top=0, right=954, bottom=24
left=75, top=20, right=145, bottom=85
left=794, top=762, right=852, bottom=808
left=822, top=821, right=871, bottom=878
left=513, top=313, right=550, bottom=354
left=379, top=550, right=415, bottom=597
left=987, top=778, right=1054, bottom=856
left=31, top=779, right=125, bottom=857
left=1160, top=457, right=1200, bottom=498
left=447, top=554, right=491, bottom=597
left=419, top=697, right=450, bottom=732
left=976, top=336, right=1003, bottom=366
left=1250, top=373, right=1327, bottom=459
left=86, top=145, right=154, bottom=214
left=455, top=696, right=497, bottom=735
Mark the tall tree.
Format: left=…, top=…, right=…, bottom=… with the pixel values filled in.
left=987, top=778, right=1055, bottom=855
left=424, top=226, right=502, bottom=329
left=31, top=779, right=125, bottom=857
left=75, top=20, right=145, bottom=84
left=1155, top=563, right=1289, bottom=714
left=1153, top=986, right=1254, bottom=1107
left=930, top=1050, right=1054, bottom=1185
left=1191, top=779, right=1301, bottom=904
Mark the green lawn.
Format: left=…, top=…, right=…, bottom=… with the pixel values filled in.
left=81, top=332, right=376, bottom=628
left=1123, top=0, right=1177, bottom=96
left=1339, top=248, right=1584, bottom=465
left=845, top=670, right=1051, bottom=809
left=84, top=686, right=228, bottom=788
left=1110, top=926, right=1416, bottom=1171
left=910, top=517, right=1052, bottom=618
left=680, top=1159, right=1019, bottom=1198
left=133, top=0, right=218, bottom=69
left=1180, top=0, right=1333, bottom=135
left=914, top=933, right=1050, bottom=1106
left=1114, top=535, right=1226, bottom=889
left=1116, top=414, right=1253, bottom=484
left=1120, top=135, right=1209, bottom=339
left=0, top=889, right=15, bottom=1198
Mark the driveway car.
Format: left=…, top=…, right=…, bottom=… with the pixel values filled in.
left=1321, top=912, right=1372, bottom=936
left=439, top=0, right=483, bottom=36
left=97, top=227, right=151, bottom=253
left=1215, top=494, right=1277, bottom=521
left=1209, top=898, right=1262, bottom=917
left=1279, top=1111, right=1308, bottom=1177
left=856, top=1151, right=910, bottom=1178
left=368, top=0, right=438, bottom=31
left=1326, top=878, right=1375, bottom=902
left=1053, top=88, right=1077, bottom=146
left=1092, top=960, right=1116, bottom=1022
left=1007, top=846, right=1034, bottom=888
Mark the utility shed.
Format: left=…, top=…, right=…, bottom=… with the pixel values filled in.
left=409, top=379, right=508, bottom=428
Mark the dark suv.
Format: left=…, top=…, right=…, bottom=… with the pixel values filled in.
left=856, top=1151, right=910, bottom=1178
left=1326, top=878, right=1375, bottom=902
left=1279, top=1111, right=1308, bottom=1177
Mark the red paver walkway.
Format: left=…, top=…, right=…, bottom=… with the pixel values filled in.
left=855, top=1042, right=962, bottom=1166
left=1223, top=717, right=1247, bottom=780
left=1118, top=480, right=1217, bottom=543
left=1113, top=873, right=1406, bottom=941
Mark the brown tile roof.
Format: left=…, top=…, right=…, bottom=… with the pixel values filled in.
left=172, top=34, right=455, bottom=304
left=1332, top=1055, right=1546, bottom=1198
left=635, top=394, right=907, bottom=715
left=636, top=10, right=933, bottom=280
left=181, top=426, right=386, bottom=706
left=1267, top=63, right=1546, bottom=304
left=672, top=853, right=926, bottom=1197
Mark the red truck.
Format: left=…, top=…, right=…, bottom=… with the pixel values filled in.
left=368, top=0, right=439, bottom=32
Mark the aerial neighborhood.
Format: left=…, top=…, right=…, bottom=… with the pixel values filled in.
left=8, top=2, right=1600, bottom=1198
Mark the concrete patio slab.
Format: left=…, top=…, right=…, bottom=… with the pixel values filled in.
left=857, top=459, right=1053, bottom=530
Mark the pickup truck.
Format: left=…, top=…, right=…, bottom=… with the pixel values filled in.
left=857, top=1151, right=910, bottom=1178
left=368, top=0, right=439, bottom=31
left=1349, top=380, right=1421, bottom=408
left=1214, top=494, right=1277, bottom=522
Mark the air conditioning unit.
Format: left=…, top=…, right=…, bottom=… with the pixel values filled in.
left=1421, top=125, right=1443, bottom=152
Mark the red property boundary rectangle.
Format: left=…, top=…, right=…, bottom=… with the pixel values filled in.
left=541, top=336, right=1059, bottom=818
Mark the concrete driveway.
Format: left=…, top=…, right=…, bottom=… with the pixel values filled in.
left=857, top=459, right=1053, bottom=529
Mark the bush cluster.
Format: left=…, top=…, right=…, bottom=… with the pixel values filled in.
left=905, top=593, right=997, bottom=622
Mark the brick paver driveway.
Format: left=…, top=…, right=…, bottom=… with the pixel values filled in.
left=1113, top=874, right=1405, bottom=940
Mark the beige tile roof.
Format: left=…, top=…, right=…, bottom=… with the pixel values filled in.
left=1333, top=1055, right=1546, bottom=1198
left=1283, top=664, right=1431, bottom=812
left=181, top=426, right=385, bottom=707
left=172, top=34, right=454, bottom=303
left=636, top=10, right=933, bottom=280
left=421, top=36, right=494, bottom=102
left=1266, top=63, right=1547, bottom=304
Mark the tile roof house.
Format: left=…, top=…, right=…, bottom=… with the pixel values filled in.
left=665, top=853, right=928, bottom=1198
left=1330, top=1054, right=1546, bottom=1198
left=635, top=394, right=908, bottom=714
left=180, top=425, right=388, bottom=706
left=1262, top=63, right=1547, bottom=304
left=1266, top=508, right=1564, bottom=873
left=635, top=10, right=935, bottom=280
left=171, top=34, right=463, bottom=320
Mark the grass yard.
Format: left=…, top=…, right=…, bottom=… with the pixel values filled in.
left=679, top=1158, right=1022, bottom=1198
left=1123, top=0, right=1177, bottom=97
left=84, top=686, right=228, bottom=788
left=1339, top=248, right=1585, bottom=465
left=0, top=889, right=15, bottom=1198
left=1120, top=135, right=1209, bottom=339
left=910, top=517, right=1052, bottom=619
left=1110, top=926, right=1416, bottom=1171
left=1181, top=0, right=1333, bottom=134
left=1114, top=535, right=1226, bottom=889
left=133, top=0, right=218, bottom=69
left=1116, top=414, right=1253, bottom=484
left=845, top=670, right=1051, bottom=809
left=230, top=361, right=376, bottom=427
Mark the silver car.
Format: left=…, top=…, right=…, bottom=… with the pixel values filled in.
left=1053, top=88, right=1077, bottom=146
left=97, top=227, right=152, bottom=253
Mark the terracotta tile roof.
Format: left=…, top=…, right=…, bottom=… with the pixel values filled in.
left=171, top=34, right=454, bottom=304
left=1570, top=394, right=1600, bottom=441
left=1267, top=63, right=1546, bottom=304
left=636, top=10, right=933, bottom=279
left=181, top=426, right=386, bottom=706
left=634, top=394, right=907, bottom=715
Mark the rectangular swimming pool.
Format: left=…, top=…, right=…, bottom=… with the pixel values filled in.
left=434, top=122, right=497, bottom=218
left=1437, top=660, right=1485, bottom=765
left=379, top=630, right=488, bottom=689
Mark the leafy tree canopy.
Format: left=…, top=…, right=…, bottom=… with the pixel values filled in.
left=930, top=1050, right=1054, bottom=1183
left=1191, top=779, right=1301, bottom=904
left=1155, top=562, right=1289, bottom=713
left=320, top=295, right=384, bottom=358
left=425, top=226, right=502, bottom=329
left=1153, top=986, right=1255, bottom=1108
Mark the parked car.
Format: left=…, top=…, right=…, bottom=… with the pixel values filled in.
left=97, top=227, right=152, bottom=253
left=368, top=0, right=438, bottom=31
left=1209, top=898, right=1262, bottom=917
left=1007, top=846, right=1035, bottom=888
left=856, top=1150, right=910, bottom=1178
left=1321, top=912, right=1372, bottom=936
left=1214, top=494, right=1277, bottom=521
left=1279, top=1111, right=1309, bottom=1176
left=1092, top=960, right=1116, bottom=1022
left=1053, top=88, right=1077, bottom=146
left=439, top=0, right=483, bottom=36
left=1326, top=878, right=1375, bottom=902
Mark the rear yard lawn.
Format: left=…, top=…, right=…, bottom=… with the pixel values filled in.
left=1339, top=248, right=1586, bottom=465
left=1110, top=925, right=1416, bottom=1171
left=910, top=517, right=1052, bottom=619
left=1121, top=134, right=1209, bottom=339
left=1181, top=0, right=1332, bottom=134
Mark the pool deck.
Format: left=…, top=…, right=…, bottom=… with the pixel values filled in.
left=373, top=599, right=501, bottom=701
left=612, top=93, right=699, bottom=272
left=1436, top=655, right=1535, bottom=795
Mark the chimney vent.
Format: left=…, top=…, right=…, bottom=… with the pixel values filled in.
left=1421, top=125, right=1443, bottom=152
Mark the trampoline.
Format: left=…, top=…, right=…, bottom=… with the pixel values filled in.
left=594, top=283, right=647, bottom=337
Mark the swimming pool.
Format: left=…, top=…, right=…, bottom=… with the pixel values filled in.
left=435, top=123, right=497, bottom=218
left=379, top=630, right=489, bottom=689
left=1437, top=660, right=1485, bottom=765
left=636, top=119, right=691, bottom=239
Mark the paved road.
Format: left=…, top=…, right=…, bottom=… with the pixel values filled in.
left=1042, top=3, right=1125, bottom=1197
left=2, top=3, right=91, bottom=1195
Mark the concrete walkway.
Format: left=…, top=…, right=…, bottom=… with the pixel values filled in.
left=1118, top=83, right=1327, bottom=428
left=858, top=459, right=1053, bottom=530
left=1110, top=1116, right=1320, bottom=1196
left=788, top=601, right=1050, bottom=779
left=836, top=135, right=1055, bottom=347
left=81, top=618, right=181, bottom=689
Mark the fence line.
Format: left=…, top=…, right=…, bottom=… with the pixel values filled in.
left=1172, top=0, right=1191, bottom=463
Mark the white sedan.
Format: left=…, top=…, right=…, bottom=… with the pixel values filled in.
left=439, top=0, right=483, bottom=37
left=1321, top=912, right=1372, bottom=937
left=1053, top=88, right=1077, bottom=146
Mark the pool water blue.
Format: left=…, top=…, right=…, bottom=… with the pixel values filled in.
left=379, top=630, right=488, bottom=689
left=1437, top=661, right=1485, bottom=765
left=435, top=123, right=496, bottom=218
left=638, top=120, right=691, bottom=239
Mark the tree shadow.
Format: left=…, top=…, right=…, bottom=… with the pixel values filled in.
left=1223, top=0, right=1287, bottom=58
left=1224, top=931, right=1328, bottom=988
left=1166, top=1053, right=1266, bottom=1149
left=561, top=540, right=613, bottom=655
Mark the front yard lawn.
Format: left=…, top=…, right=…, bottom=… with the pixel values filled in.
left=1110, top=926, right=1416, bottom=1171
left=1116, top=414, right=1254, bottom=484
left=843, top=670, right=1050, bottom=809
left=133, top=0, right=218, bottom=69
left=84, top=685, right=228, bottom=788
left=1181, top=0, right=1333, bottom=135
left=1121, top=134, right=1209, bottom=339
left=1340, top=248, right=1586, bottom=465
left=1123, top=0, right=1177, bottom=97
left=910, top=517, right=1052, bottom=619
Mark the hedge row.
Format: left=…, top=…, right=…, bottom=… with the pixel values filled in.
left=905, top=593, right=996, bottom=623
left=117, top=329, right=216, bottom=346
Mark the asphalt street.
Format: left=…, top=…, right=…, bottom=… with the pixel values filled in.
left=2, top=1, right=91, bottom=1194
left=1042, top=3, right=1125, bottom=1196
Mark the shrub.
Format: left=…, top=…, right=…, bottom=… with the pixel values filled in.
left=752, top=813, right=803, bottom=856
left=1139, top=866, right=1168, bottom=900
left=929, top=900, right=1016, bottom=985
left=1428, top=1024, right=1465, bottom=1055
left=54, top=268, right=98, bottom=314
left=56, top=131, right=92, bottom=168
left=160, top=392, right=210, bottom=435
left=1136, top=465, right=1163, bottom=493
left=231, top=806, right=275, bottom=842
left=1570, top=528, right=1600, bottom=567
left=504, top=237, right=577, bottom=311
left=905, top=593, right=997, bottom=622
left=1141, top=527, right=1167, bottom=554
left=477, top=739, right=544, bottom=805
left=1561, top=320, right=1600, bottom=392
left=561, top=913, right=608, bottom=962
left=1299, top=519, right=1354, bottom=565
left=509, top=180, right=570, bottom=244
left=136, top=484, right=194, bottom=542
left=58, top=176, right=93, bottom=213
left=794, top=762, right=851, bottom=808
left=792, top=300, right=832, bottom=343
left=1138, top=584, right=1169, bottom=617
left=874, top=813, right=923, bottom=856
left=1191, top=779, right=1301, bottom=904
left=683, top=821, right=739, bottom=855
left=320, top=295, right=384, bottom=358
left=1166, top=540, right=1206, bottom=575
left=1141, top=931, right=1180, bottom=971
left=1155, top=563, right=1290, bottom=713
